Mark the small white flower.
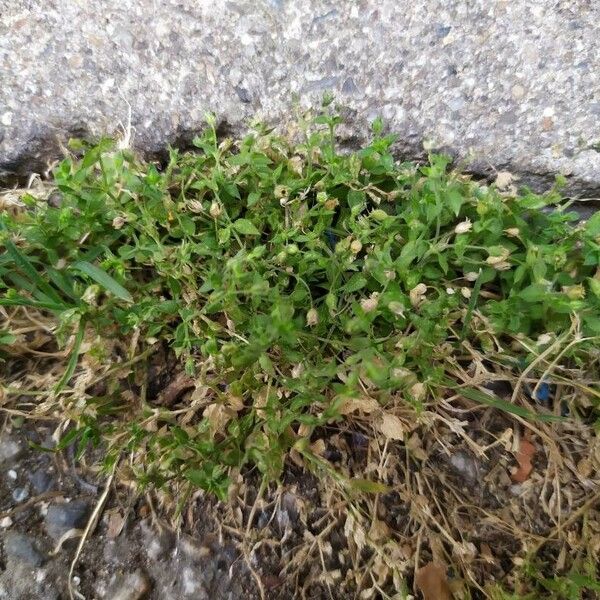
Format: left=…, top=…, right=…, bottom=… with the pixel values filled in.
left=410, top=283, right=427, bottom=307
left=361, top=292, right=380, bottom=313
left=188, top=200, right=204, bottom=213
left=350, top=239, right=363, bottom=254
left=454, top=219, right=472, bottom=234
left=537, top=333, right=552, bottom=346
left=306, top=308, right=319, bottom=327
left=446, top=287, right=455, bottom=295
left=112, top=215, right=126, bottom=229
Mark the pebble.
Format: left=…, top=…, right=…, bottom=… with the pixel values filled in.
left=45, top=500, right=90, bottom=540
left=3, top=531, right=45, bottom=566
left=105, top=569, right=152, bottom=600
left=0, top=516, right=13, bottom=528
left=7, top=469, right=17, bottom=480
left=0, top=437, right=24, bottom=465
left=29, top=466, right=56, bottom=493
left=12, top=487, right=29, bottom=502
left=139, top=520, right=175, bottom=561
left=448, top=450, right=480, bottom=483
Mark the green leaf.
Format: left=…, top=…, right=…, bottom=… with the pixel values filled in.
left=519, top=283, right=550, bottom=303
left=71, top=261, right=133, bottom=303
left=0, top=296, right=68, bottom=312
left=3, top=238, right=64, bottom=305
left=348, top=478, right=390, bottom=494
left=55, top=321, right=86, bottom=392
left=179, top=215, right=196, bottom=236
left=218, top=226, right=231, bottom=244
left=347, top=190, right=366, bottom=214
left=588, top=278, right=600, bottom=299
left=585, top=212, right=600, bottom=237
left=259, top=353, right=275, bottom=376
left=447, top=189, right=463, bottom=216
left=247, top=191, right=261, bottom=207
left=344, top=274, right=367, bottom=293
left=460, top=387, right=562, bottom=422
left=460, top=269, right=483, bottom=341
left=0, top=331, right=16, bottom=345
left=233, top=219, right=260, bottom=236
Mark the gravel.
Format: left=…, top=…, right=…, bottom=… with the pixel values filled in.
left=28, top=464, right=56, bottom=494
left=1, top=0, right=599, bottom=194
left=3, top=531, right=45, bottom=567
left=44, top=499, right=90, bottom=540
left=0, top=436, right=24, bottom=465
left=105, top=569, right=152, bottom=600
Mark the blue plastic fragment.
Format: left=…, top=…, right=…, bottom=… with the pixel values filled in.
left=535, top=381, right=551, bottom=403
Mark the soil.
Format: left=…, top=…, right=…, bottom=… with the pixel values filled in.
left=1, top=402, right=599, bottom=599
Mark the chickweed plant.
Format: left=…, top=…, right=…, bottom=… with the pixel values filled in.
left=1, top=99, right=599, bottom=597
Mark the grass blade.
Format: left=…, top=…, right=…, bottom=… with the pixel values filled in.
left=3, top=238, right=64, bottom=305
left=460, top=269, right=483, bottom=341
left=460, top=386, right=563, bottom=423
left=71, top=260, right=133, bottom=303
left=0, top=296, right=68, bottom=311
left=55, top=321, right=85, bottom=392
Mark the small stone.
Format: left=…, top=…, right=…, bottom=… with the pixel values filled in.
left=435, top=24, right=451, bottom=38
left=45, top=500, right=89, bottom=540
left=448, top=451, right=480, bottom=483
left=7, top=469, right=17, bottom=480
left=341, top=77, right=359, bottom=95
left=179, top=535, right=211, bottom=562
left=3, top=531, right=45, bottom=566
left=511, top=84, right=525, bottom=100
left=234, top=86, right=252, bottom=104
left=105, top=569, right=152, bottom=600
left=0, top=112, right=12, bottom=126
left=138, top=519, right=175, bottom=561
left=29, top=467, right=55, bottom=493
left=12, top=487, right=29, bottom=502
left=0, top=437, right=24, bottom=465
left=0, top=516, right=13, bottom=528
left=542, top=116, right=554, bottom=131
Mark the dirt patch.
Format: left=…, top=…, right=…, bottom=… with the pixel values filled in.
left=2, top=407, right=599, bottom=599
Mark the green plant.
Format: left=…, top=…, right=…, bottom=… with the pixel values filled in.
left=5, top=105, right=600, bottom=474
left=2, top=106, right=600, bottom=500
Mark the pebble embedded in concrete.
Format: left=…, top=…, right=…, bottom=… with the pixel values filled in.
left=1, top=0, right=599, bottom=195
left=11, top=487, right=29, bottom=502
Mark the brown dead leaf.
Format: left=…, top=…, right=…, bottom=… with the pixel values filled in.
left=158, top=372, right=194, bottom=407
left=511, top=438, right=535, bottom=483
left=203, top=403, right=231, bottom=435
left=338, top=396, right=379, bottom=415
left=106, top=510, right=125, bottom=539
left=378, top=413, right=405, bottom=441
left=309, top=439, right=326, bottom=456
left=368, top=518, right=390, bottom=542
left=415, top=562, right=452, bottom=600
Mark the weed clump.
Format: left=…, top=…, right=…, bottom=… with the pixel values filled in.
left=1, top=105, right=599, bottom=597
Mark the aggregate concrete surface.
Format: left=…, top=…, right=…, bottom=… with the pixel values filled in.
left=1, top=0, right=599, bottom=193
